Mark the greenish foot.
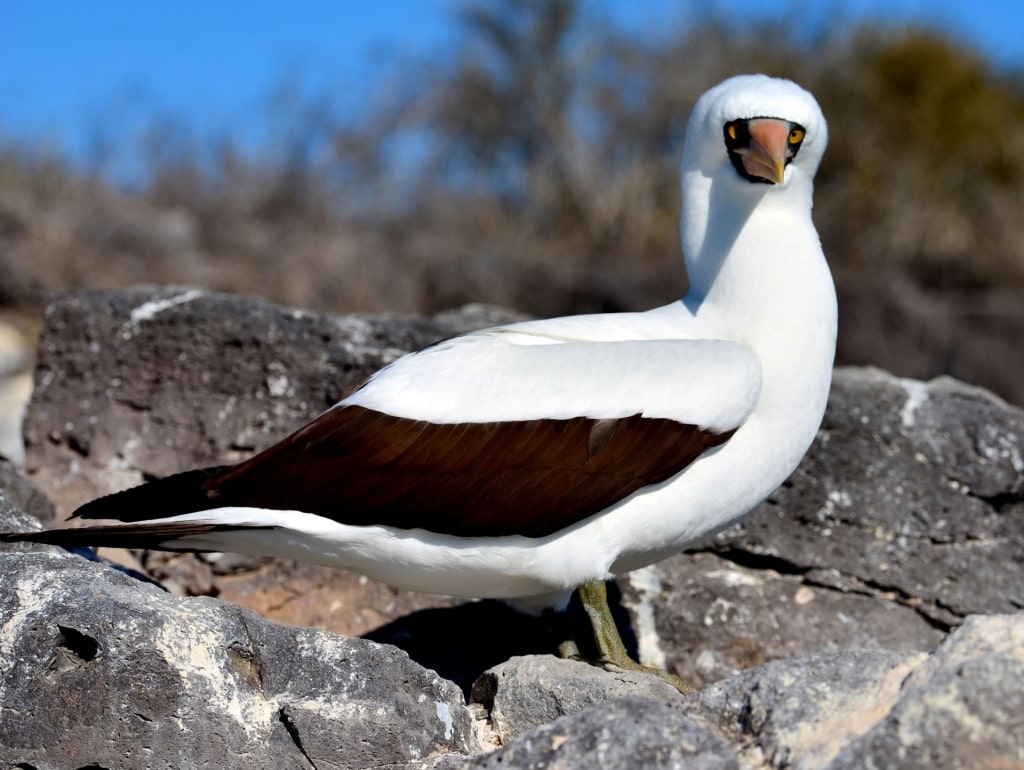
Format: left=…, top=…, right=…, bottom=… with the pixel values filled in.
left=559, top=579, right=696, bottom=695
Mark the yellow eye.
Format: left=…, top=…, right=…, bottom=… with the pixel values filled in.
left=727, top=122, right=738, bottom=140
left=788, top=127, right=805, bottom=144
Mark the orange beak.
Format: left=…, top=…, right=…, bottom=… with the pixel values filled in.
left=736, top=118, right=791, bottom=184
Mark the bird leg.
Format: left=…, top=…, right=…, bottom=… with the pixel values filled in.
left=571, top=579, right=696, bottom=695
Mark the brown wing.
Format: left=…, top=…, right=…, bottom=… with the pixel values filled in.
left=73, top=405, right=733, bottom=538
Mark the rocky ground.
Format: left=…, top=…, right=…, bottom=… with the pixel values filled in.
left=1, top=287, right=1023, bottom=769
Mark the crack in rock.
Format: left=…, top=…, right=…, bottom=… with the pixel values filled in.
left=278, top=705, right=318, bottom=770
left=708, top=544, right=960, bottom=632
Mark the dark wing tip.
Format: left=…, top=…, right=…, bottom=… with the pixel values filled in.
left=0, top=530, right=39, bottom=543
left=0, top=521, right=267, bottom=552
left=71, top=466, right=230, bottom=522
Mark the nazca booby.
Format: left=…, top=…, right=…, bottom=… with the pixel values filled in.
left=3, top=74, right=836, bottom=691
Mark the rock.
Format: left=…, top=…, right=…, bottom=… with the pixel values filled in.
left=684, top=614, right=1024, bottom=770
left=823, top=614, right=1024, bottom=770
left=751, top=368, right=1024, bottom=622
left=0, top=494, right=478, bottom=770
left=5, top=291, right=1024, bottom=768
left=466, top=695, right=739, bottom=770
left=466, top=619, right=1024, bottom=770
left=682, top=649, right=926, bottom=769
left=0, top=456, right=54, bottom=523
left=470, top=655, right=682, bottom=744
left=627, top=554, right=944, bottom=687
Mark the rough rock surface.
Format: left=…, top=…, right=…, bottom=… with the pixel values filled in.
left=0, top=494, right=478, bottom=770
left=468, top=695, right=739, bottom=770
left=470, top=655, right=682, bottom=744
left=3, top=286, right=1024, bottom=768
left=472, top=622, right=1024, bottom=770
left=821, top=614, right=1024, bottom=770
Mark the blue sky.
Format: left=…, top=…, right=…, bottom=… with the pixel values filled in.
left=1, top=0, right=1021, bottom=174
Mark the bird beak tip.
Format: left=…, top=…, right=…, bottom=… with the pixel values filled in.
left=744, top=118, right=791, bottom=185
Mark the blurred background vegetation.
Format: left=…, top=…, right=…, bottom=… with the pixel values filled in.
left=1, top=0, right=1023, bottom=404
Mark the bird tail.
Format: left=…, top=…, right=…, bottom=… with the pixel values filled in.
left=0, top=464, right=279, bottom=554
left=0, top=521, right=266, bottom=552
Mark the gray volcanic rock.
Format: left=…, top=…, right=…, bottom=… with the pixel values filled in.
left=683, top=649, right=926, bottom=769
left=470, top=618, right=1024, bottom=770
left=0, top=456, right=54, bottom=523
left=823, top=614, right=1024, bottom=770
left=0, top=495, right=478, bottom=770
left=470, top=655, right=683, bottom=744
left=467, top=695, right=740, bottom=770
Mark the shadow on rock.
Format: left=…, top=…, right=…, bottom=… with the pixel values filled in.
left=364, top=583, right=644, bottom=697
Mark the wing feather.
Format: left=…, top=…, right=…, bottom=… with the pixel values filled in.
left=73, top=406, right=734, bottom=538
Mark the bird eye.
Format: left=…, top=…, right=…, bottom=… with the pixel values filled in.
left=726, top=122, right=738, bottom=140
left=788, top=127, right=805, bottom=144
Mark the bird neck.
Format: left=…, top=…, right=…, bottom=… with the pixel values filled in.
left=680, top=169, right=821, bottom=318
left=678, top=166, right=837, bottom=451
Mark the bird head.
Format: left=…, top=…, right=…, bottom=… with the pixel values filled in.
left=683, top=74, right=828, bottom=191
left=677, top=75, right=830, bottom=305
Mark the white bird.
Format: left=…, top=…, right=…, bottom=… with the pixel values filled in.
left=3, top=74, right=836, bottom=691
